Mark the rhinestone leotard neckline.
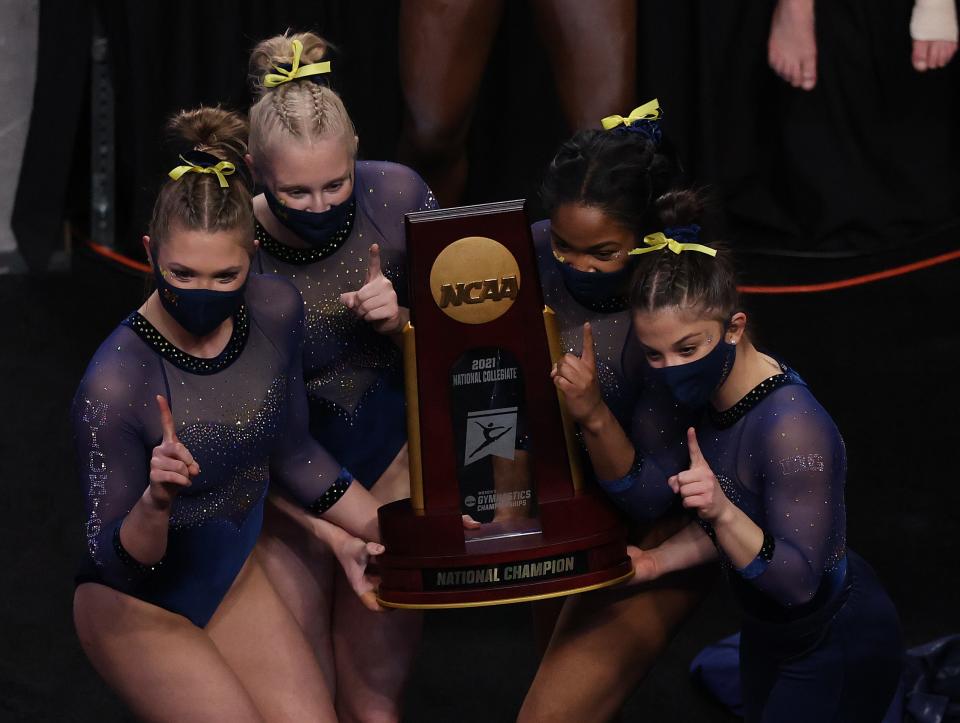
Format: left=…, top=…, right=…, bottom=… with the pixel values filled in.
left=709, top=370, right=799, bottom=429
left=122, top=306, right=250, bottom=375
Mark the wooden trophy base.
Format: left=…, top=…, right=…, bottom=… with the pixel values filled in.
left=375, top=492, right=633, bottom=609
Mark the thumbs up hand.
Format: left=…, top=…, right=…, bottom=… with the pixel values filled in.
left=147, top=395, right=199, bottom=510
left=551, top=322, right=603, bottom=425
left=339, top=244, right=402, bottom=333
left=667, top=428, right=731, bottom=523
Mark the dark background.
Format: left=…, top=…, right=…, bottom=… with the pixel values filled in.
left=3, top=1, right=959, bottom=721
left=14, top=0, right=960, bottom=271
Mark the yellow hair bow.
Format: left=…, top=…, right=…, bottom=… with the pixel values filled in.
left=628, top=231, right=717, bottom=258
left=600, top=98, right=662, bottom=130
left=168, top=156, right=236, bottom=188
left=263, top=39, right=331, bottom=88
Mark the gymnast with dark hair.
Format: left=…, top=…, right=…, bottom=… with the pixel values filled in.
left=550, top=188, right=903, bottom=721
left=71, top=108, right=384, bottom=722
left=518, top=101, right=718, bottom=722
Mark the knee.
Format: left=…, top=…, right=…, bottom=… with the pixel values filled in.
left=336, top=696, right=401, bottom=723
left=400, top=108, right=471, bottom=164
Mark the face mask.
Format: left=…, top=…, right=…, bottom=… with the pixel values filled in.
left=264, top=187, right=356, bottom=249
left=554, top=254, right=636, bottom=312
left=153, top=264, right=247, bottom=337
left=645, top=333, right=737, bottom=409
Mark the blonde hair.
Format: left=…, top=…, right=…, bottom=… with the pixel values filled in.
left=248, top=31, right=357, bottom=159
left=149, top=106, right=254, bottom=253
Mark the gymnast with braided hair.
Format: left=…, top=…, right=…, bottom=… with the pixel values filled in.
left=243, top=31, right=437, bottom=722
left=519, top=102, right=718, bottom=722
left=548, top=188, right=903, bottom=721
left=72, top=108, right=384, bottom=721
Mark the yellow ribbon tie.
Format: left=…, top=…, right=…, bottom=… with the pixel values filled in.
left=629, top=232, right=717, bottom=258
left=601, top=98, right=662, bottom=130
left=168, top=156, right=236, bottom=188
left=263, top=38, right=332, bottom=88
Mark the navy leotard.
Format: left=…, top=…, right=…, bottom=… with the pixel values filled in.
left=601, top=363, right=902, bottom=720
left=72, top=274, right=352, bottom=627
left=254, top=161, right=437, bottom=488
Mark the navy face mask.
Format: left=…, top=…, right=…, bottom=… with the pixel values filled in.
left=645, top=333, right=737, bottom=409
left=264, top=187, right=356, bottom=249
left=555, top=254, right=637, bottom=312
left=154, top=265, right=247, bottom=337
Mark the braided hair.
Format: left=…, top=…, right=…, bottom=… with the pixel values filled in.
left=149, top=107, right=254, bottom=254
left=540, top=127, right=681, bottom=239
left=248, top=31, right=357, bottom=159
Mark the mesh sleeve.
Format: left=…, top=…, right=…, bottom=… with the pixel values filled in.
left=744, top=390, right=846, bottom=606
left=71, top=336, right=155, bottom=590
left=597, top=380, right=697, bottom=523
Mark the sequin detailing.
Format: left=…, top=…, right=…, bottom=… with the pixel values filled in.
left=113, top=526, right=163, bottom=573
left=123, top=307, right=249, bottom=375
left=169, top=376, right=286, bottom=530
left=737, top=531, right=776, bottom=580
left=78, top=398, right=109, bottom=564
left=716, top=473, right=742, bottom=508
left=709, top=372, right=798, bottom=429
left=780, top=454, right=825, bottom=476
left=299, top=294, right=400, bottom=415
left=307, top=472, right=353, bottom=515
left=256, top=199, right=356, bottom=265
left=572, top=293, right=630, bottom=314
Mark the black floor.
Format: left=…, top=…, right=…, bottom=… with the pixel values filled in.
left=2, top=246, right=957, bottom=722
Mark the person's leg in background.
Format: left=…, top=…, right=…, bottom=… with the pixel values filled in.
left=397, top=0, right=505, bottom=207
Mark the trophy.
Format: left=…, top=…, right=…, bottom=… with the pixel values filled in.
left=376, top=200, right=633, bottom=608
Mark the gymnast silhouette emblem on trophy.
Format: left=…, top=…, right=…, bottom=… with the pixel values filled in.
left=467, top=413, right=515, bottom=461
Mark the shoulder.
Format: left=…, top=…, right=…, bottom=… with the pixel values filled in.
left=747, top=381, right=841, bottom=453
left=356, top=160, right=423, bottom=186
left=73, top=322, right=155, bottom=419
left=356, top=161, right=436, bottom=210
left=244, top=273, right=306, bottom=352
left=531, top=220, right=553, bottom=260
left=245, top=272, right=303, bottom=319
left=531, top=219, right=552, bottom=245
left=531, top=219, right=560, bottom=286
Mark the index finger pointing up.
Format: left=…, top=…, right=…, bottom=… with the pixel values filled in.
left=581, top=322, right=596, bottom=369
left=687, top=427, right=706, bottom=467
left=156, top=395, right=177, bottom=443
left=366, top=243, right=382, bottom=283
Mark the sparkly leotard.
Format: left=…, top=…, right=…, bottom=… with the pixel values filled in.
left=254, top=161, right=437, bottom=488
left=72, top=274, right=352, bottom=627
left=603, top=365, right=848, bottom=608
left=606, top=367, right=903, bottom=719
left=608, top=365, right=902, bottom=720
left=532, top=220, right=639, bottom=428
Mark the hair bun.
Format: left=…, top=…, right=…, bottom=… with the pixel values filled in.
left=165, top=107, right=249, bottom=190
left=249, top=31, right=332, bottom=97
left=654, top=189, right=704, bottom=229
left=167, top=107, right=248, bottom=162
